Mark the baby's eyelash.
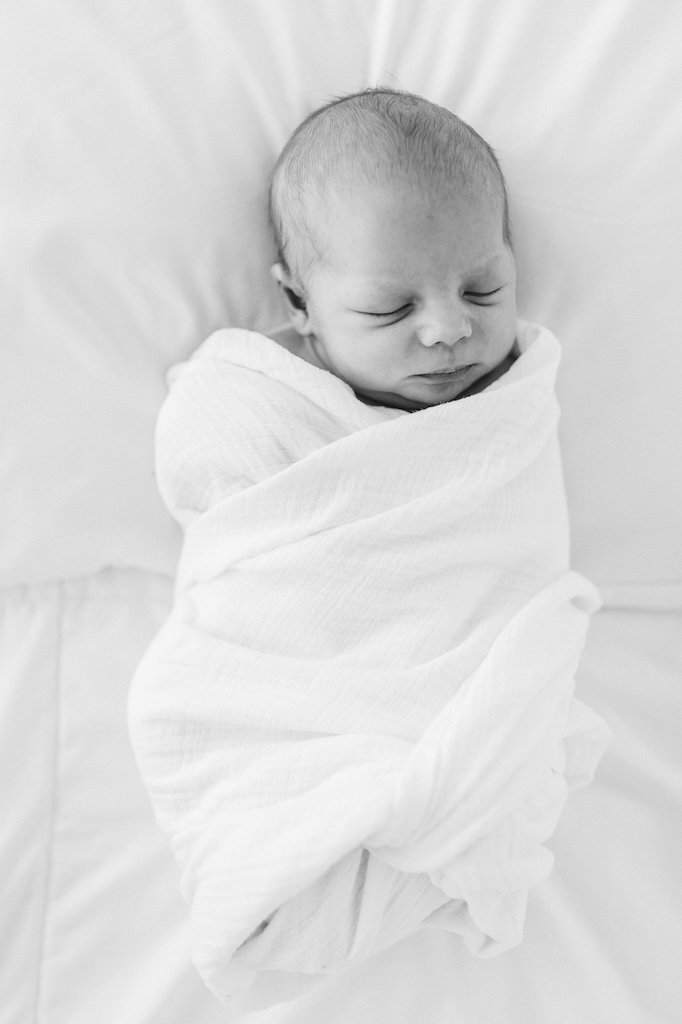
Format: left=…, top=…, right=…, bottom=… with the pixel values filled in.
left=357, top=287, right=503, bottom=319
left=360, top=287, right=504, bottom=317
left=362, top=305, right=410, bottom=318
left=465, top=288, right=503, bottom=300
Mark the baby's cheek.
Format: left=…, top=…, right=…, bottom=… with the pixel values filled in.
left=364, top=335, right=401, bottom=371
left=485, top=303, right=516, bottom=345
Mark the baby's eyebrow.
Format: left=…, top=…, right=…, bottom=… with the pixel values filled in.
left=346, top=275, right=403, bottom=290
left=466, top=254, right=507, bottom=272
left=347, top=292, right=406, bottom=312
left=344, top=253, right=510, bottom=302
left=344, top=282, right=404, bottom=304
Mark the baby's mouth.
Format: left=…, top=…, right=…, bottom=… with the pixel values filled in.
left=414, top=364, right=476, bottom=380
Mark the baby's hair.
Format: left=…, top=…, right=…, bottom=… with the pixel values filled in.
left=269, top=87, right=512, bottom=289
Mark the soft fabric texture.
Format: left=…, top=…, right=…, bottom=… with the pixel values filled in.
left=129, top=320, right=609, bottom=1010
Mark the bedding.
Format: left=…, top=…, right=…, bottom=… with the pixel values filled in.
left=2, top=0, right=682, bottom=1021
left=129, top=321, right=609, bottom=1008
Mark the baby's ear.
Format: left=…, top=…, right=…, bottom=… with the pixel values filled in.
left=270, top=263, right=311, bottom=335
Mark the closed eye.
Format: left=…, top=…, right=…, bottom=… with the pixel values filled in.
left=358, top=304, right=411, bottom=319
left=464, top=287, right=503, bottom=302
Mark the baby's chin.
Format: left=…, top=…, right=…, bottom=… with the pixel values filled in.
left=353, top=382, right=465, bottom=411
left=355, top=373, right=480, bottom=411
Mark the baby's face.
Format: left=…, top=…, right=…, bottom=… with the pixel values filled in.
left=297, top=177, right=517, bottom=411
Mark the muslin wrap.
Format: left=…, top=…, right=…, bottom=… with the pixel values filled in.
left=128, top=320, right=610, bottom=1010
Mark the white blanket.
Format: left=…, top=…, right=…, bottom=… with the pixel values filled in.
left=129, top=320, right=610, bottom=1011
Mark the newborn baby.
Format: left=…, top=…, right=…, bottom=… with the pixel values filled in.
left=267, top=88, right=518, bottom=409
left=129, top=88, right=609, bottom=1012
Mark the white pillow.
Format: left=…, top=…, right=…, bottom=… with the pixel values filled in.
left=3, top=0, right=681, bottom=590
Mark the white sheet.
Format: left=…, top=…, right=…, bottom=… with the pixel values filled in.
left=0, top=571, right=227, bottom=1023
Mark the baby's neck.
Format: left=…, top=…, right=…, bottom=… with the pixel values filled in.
left=268, top=325, right=306, bottom=357
left=268, top=328, right=333, bottom=375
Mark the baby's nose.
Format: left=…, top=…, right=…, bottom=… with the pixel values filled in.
left=417, top=312, right=472, bottom=348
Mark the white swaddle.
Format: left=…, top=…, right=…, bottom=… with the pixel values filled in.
left=128, top=320, right=610, bottom=1011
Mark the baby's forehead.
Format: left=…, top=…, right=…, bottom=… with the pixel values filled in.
left=304, top=167, right=502, bottom=241
left=304, top=188, right=509, bottom=287
left=305, top=162, right=493, bottom=220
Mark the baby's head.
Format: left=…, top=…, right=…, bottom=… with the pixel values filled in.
left=269, top=88, right=517, bottom=411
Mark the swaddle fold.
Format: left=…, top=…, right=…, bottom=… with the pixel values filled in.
left=129, top=320, right=610, bottom=1010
